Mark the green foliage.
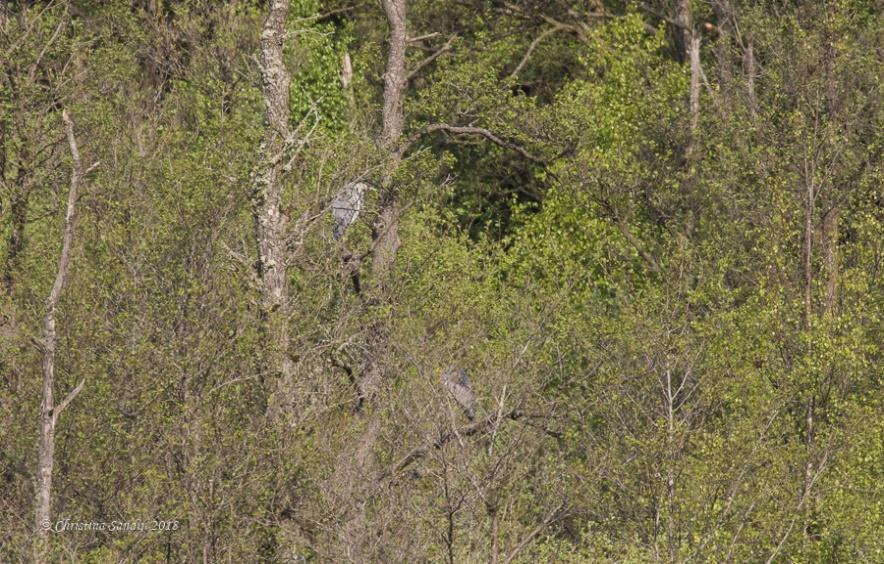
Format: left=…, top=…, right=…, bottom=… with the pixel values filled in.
left=0, top=0, right=880, bottom=561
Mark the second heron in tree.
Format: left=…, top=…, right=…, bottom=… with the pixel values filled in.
left=441, top=367, right=476, bottom=421
left=331, top=181, right=369, bottom=241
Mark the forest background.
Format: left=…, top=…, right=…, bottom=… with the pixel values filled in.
left=0, top=0, right=881, bottom=562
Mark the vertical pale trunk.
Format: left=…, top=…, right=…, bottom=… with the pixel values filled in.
left=664, top=368, right=677, bottom=562
left=744, top=38, right=757, bottom=118
left=682, top=31, right=701, bottom=162
left=341, top=52, right=355, bottom=113
left=821, top=16, right=839, bottom=319
left=379, top=0, right=407, bottom=151
left=254, top=0, right=294, bottom=400
left=801, top=172, right=817, bottom=539
left=357, top=0, right=408, bottom=401
left=822, top=208, right=839, bottom=315
left=675, top=0, right=699, bottom=161
left=372, top=0, right=408, bottom=290
left=689, top=34, right=701, bottom=137
left=674, top=0, right=692, bottom=63
left=34, top=110, right=87, bottom=548
left=330, top=4, right=409, bottom=557
left=711, top=0, right=733, bottom=94
left=803, top=178, right=814, bottom=327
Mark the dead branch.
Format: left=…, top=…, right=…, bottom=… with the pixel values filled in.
left=398, top=123, right=546, bottom=164
left=390, top=410, right=562, bottom=476
left=407, top=34, right=457, bottom=80
left=508, top=24, right=566, bottom=81
left=503, top=500, right=568, bottom=564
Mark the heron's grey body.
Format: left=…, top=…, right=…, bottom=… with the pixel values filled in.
left=441, top=368, right=476, bottom=420
left=331, top=181, right=368, bottom=241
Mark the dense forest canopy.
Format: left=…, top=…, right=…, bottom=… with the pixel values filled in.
left=0, top=0, right=881, bottom=561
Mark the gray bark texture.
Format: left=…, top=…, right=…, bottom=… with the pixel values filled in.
left=689, top=34, right=701, bottom=136
left=253, top=0, right=294, bottom=400
left=675, top=0, right=693, bottom=63
left=34, top=110, right=87, bottom=546
left=379, top=0, right=407, bottom=152
left=371, top=0, right=408, bottom=291
left=358, top=0, right=408, bottom=403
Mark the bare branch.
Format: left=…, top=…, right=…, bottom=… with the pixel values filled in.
left=399, top=123, right=545, bottom=164
left=53, top=379, right=84, bottom=424
left=390, top=410, right=561, bottom=476
left=765, top=448, right=831, bottom=564
left=408, top=34, right=457, bottom=80
left=503, top=501, right=567, bottom=564
left=508, top=25, right=566, bottom=81
left=614, top=215, right=661, bottom=273
left=48, top=109, right=82, bottom=311
left=408, top=32, right=440, bottom=43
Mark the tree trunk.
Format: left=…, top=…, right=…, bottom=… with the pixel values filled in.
left=802, top=177, right=814, bottom=328
left=665, top=368, right=677, bottom=563
left=743, top=38, right=757, bottom=118
left=341, top=51, right=355, bottom=113
left=34, top=110, right=87, bottom=552
left=711, top=0, right=734, bottom=94
left=371, top=0, right=408, bottom=290
left=822, top=207, right=839, bottom=316
left=674, top=0, right=692, bottom=63
left=2, top=193, right=26, bottom=295
left=357, top=0, right=408, bottom=403
left=688, top=32, right=701, bottom=156
left=379, top=0, right=407, bottom=153
left=800, top=166, right=817, bottom=541
left=253, top=0, right=294, bottom=408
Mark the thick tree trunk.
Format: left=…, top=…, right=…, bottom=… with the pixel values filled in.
left=253, top=0, right=294, bottom=404
left=379, top=0, right=407, bottom=152
left=357, top=0, right=408, bottom=403
left=674, top=0, right=692, bottom=63
left=371, top=0, right=408, bottom=290
left=34, top=110, right=87, bottom=550
left=330, top=4, right=409, bottom=557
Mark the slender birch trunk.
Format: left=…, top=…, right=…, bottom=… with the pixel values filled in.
left=34, top=109, right=88, bottom=549
left=688, top=33, right=701, bottom=142
left=801, top=163, right=817, bottom=541
left=665, top=368, right=677, bottom=562
left=744, top=38, right=757, bottom=118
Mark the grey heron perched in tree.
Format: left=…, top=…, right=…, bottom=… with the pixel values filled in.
left=330, top=181, right=369, bottom=241
left=441, top=367, right=476, bottom=421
